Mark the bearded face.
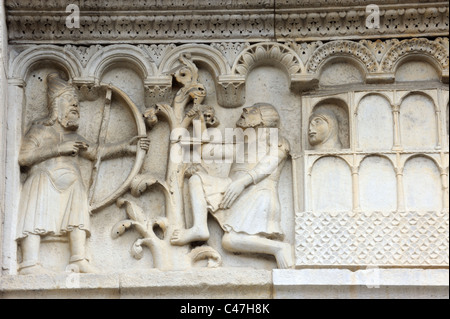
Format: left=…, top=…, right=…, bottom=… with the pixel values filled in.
left=57, top=93, right=80, bottom=131
left=236, top=106, right=263, bottom=129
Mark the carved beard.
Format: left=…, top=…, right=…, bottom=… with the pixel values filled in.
left=58, top=112, right=79, bottom=131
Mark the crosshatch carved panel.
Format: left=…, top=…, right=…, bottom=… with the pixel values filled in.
left=295, top=210, right=449, bottom=266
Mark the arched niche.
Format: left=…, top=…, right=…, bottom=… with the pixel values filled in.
left=357, top=94, right=394, bottom=151
left=9, top=45, right=82, bottom=80
left=311, top=156, right=352, bottom=212
left=403, top=156, right=442, bottom=211
left=319, top=59, right=365, bottom=87
left=446, top=102, right=449, bottom=147
left=400, top=93, right=437, bottom=150
left=359, top=156, right=397, bottom=212
left=395, top=60, right=440, bottom=82
left=86, top=44, right=157, bottom=81
left=310, top=98, right=350, bottom=149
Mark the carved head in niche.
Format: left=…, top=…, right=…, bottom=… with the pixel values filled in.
left=236, top=103, right=280, bottom=129
left=40, top=73, right=80, bottom=131
left=308, top=108, right=342, bottom=150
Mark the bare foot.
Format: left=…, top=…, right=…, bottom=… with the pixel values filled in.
left=170, top=228, right=209, bottom=246
left=275, top=243, right=294, bottom=269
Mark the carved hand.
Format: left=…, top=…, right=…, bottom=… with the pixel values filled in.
left=128, top=136, right=150, bottom=152
left=138, top=138, right=150, bottom=152
left=186, top=106, right=201, bottom=118
left=220, top=178, right=248, bottom=209
left=58, top=141, right=88, bottom=157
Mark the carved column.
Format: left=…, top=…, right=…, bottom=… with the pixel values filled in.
left=3, top=79, right=26, bottom=274
left=0, top=2, right=7, bottom=275
left=434, top=108, right=443, bottom=150
left=440, top=169, right=449, bottom=211
left=291, top=153, right=304, bottom=214
left=392, top=103, right=402, bottom=151
left=306, top=167, right=313, bottom=213
left=395, top=158, right=406, bottom=212
left=351, top=164, right=361, bottom=212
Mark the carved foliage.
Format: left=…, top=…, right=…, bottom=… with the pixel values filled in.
left=381, top=38, right=450, bottom=73
left=233, top=43, right=303, bottom=77
left=306, top=40, right=378, bottom=74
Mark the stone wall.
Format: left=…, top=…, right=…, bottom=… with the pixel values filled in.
left=0, top=0, right=448, bottom=299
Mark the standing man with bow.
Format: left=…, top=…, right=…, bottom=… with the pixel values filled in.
left=16, top=73, right=149, bottom=274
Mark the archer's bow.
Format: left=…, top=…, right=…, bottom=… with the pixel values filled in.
left=88, top=86, right=112, bottom=206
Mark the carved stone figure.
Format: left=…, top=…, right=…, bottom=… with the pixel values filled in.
left=16, top=73, right=150, bottom=275
left=308, top=108, right=343, bottom=150
left=171, top=103, right=294, bottom=269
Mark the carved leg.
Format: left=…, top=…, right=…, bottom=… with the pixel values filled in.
left=18, top=234, right=54, bottom=275
left=171, top=175, right=210, bottom=246
left=222, top=231, right=294, bottom=269
left=68, top=228, right=98, bottom=273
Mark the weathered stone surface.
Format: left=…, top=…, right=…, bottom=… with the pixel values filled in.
left=273, top=269, right=449, bottom=299
left=0, top=0, right=448, bottom=300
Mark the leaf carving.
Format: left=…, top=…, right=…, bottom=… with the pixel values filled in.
left=111, top=219, right=134, bottom=239
left=131, top=239, right=144, bottom=260
left=117, top=198, right=147, bottom=225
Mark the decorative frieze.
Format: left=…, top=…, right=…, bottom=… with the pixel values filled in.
left=5, top=1, right=449, bottom=43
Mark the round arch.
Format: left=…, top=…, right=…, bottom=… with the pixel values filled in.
left=159, top=44, right=230, bottom=78
left=86, top=44, right=157, bottom=80
left=9, top=45, right=82, bottom=80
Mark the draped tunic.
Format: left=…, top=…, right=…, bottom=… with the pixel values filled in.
left=16, top=125, right=91, bottom=240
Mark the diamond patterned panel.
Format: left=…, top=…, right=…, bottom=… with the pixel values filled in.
left=295, top=211, right=449, bottom=266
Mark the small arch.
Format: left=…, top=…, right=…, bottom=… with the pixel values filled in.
left=9, top=45, right=82, bottom=80
left=159, top=44, right=230, bottom=78
left=306, top=41, right=378, bottom=76
left=401, top=153, right=441, bottom=171
left=381, top=38, right=449, bottom=81
left=398, top=91, right=439, bottom=112
left=318, top=58, right=365, bottom=86
left=309, top=154, right=353, bottom=172
left=395, top=59, right=441, bottom=82
left=86, top=44, right=157, bottom=81
left=355, top=92, right=394, bottom=111
left=231, top=42, right=304, bottom=85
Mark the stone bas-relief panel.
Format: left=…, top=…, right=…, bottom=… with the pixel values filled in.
left=1, top=36, right=448, bottom=281
left=9, top=51, right=300, bottom=275
left=298, top=86, right=449, bottom=267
